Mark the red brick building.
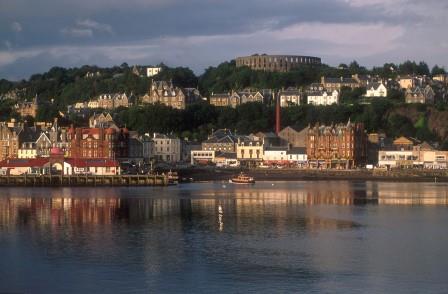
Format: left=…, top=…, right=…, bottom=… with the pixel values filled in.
left=306, top=121, right=366, bottom=169
left=67, top=127, right=129, bottom=159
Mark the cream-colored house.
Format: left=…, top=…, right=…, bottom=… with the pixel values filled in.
left=365, top=82, right=387, bottom=97
left=307, top=90, right=339, bottom=105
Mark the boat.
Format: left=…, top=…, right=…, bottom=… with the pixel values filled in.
left=229, top=172, right=255, bottom=184
left=167, top=170, right=179, bottom=184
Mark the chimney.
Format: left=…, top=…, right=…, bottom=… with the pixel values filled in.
left=275, top=92, right=281, bottom=135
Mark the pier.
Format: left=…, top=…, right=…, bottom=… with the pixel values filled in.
left=0, top=174, right=169, bottom=187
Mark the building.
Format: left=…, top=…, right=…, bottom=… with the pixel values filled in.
left=209, top=90, right=269, bottom=108
left=214, top=152, right=238, bottom=167
left=209, top=93, right=233, bottom=107
left=96, top=93, right=129, bottom=109
left=141, top=134, right=154, bottom=161
left=181, top=140, right=201, bottom=162
left=433, top=74, right=447, bottom=84
left=307, top=90, right=339, bottom=106
left=365, top=82, right=388, bottom=97
left=64, top=158, right=120, bottom=175
left=141, top=80, right=202, bottom=110
left=15, top=95, right=38, bottom=118
left=146, top=67, right=162, bottom=77
left=152, top=133, right=181, bottom=162
left=235, top=54, right=321, bottom=72
left=405, top=85, right=435, bottom=104
left=263, top=147, right=289, bottom=165
left=17, top=127, right=52, bottom=159
left=0, top=158, right=50, bottom=175
left=67, top=127, right=129, bottom=159
left=321, top=77, right=359, bottom=92
left=89, top=113, right=116, bottom=128
left=278, top=126, right=308, bottom=148
left=306, top=121, right=367, bottom=169
left=377, top=137, right=447, bottom=169
left=398, top=76, right=416, bottom=89
left=190, top=150, right=216, bottom=165
left=279, top=88, right=302, bottom=107
left=236, top=137, right=264, bottom=167
left=202, top=129, right=238, bottom=153
left=0, top=157, right=121, bottom=176
left=287, top=147, right=308, bottom=167
left=0, top=121, right=22, bottom=161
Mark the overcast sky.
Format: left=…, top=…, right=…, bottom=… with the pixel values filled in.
left=0, top=0, right=447, bottom=80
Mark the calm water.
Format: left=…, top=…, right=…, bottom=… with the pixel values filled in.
left=1, top=181, right=448, bottom=293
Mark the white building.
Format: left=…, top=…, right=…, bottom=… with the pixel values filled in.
left=87, top=100, right=99, bottom=109
left=307, top=90, right=339, bottom=105
left=147, top=67, right=162, bottom=77
left=287, top=147, right=308, bottom=166
left=191, top=150, right=215, bottom=165
left=152, top=133, right=181, bottom=162
left=263, top=147, right=289, bottom=163
left=365, top=82, right=387, bottom=97
left=279, top=88, right=301, bottom=107
left=64, top=159, right=120, bottom=175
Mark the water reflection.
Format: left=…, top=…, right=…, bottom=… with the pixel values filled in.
left=0, top=181, right=447, bottom=228
left=1, top=181, right=448, bottom=293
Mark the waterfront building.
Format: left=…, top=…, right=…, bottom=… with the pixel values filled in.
left=141, top=80, right=202, bottom=110
left=262, top=147, right=289, bottom=165
left=279, top=88, right=302, bottom=107
left=67, top=127, right=129, bottom=159
left=152, top=133, right=181, bottom=162
left=0, top=158, right=50, bottom=175
left=0, top=157, right=121, bottom=176
left=235, top=54, right=321, bottom=72
left=0, top=120, right=23, bottom=161
left=64, top=158, right=120, bottom=175
left=307, top=90, right=339, bottom=106
left=214, top=152, right=238, bottom=167
left=190, top=150, right=216, bottom=165
left=17, top=127, right=52, bottom=159
left=405, top=85, right=435, bottom=104
left=306, top=121, right=367, bottom=169
left=236, top=137, right=264, bottom=167
left=377, top=137, right=448, bottom=169
left=278, top=126, right=308, bottom=148
left=287, top=147, right=308, bottom=167
left=141, top=134, right=154, bottom=161
left=202, top=129, right=238, bottom=152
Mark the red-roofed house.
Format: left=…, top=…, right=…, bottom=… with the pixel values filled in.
left=0, top=158, right=50, bottom=175
left=64, top=158, right=120, bottom=175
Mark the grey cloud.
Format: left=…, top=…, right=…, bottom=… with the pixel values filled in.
left=11, top=21, right=22, bottom=33
left=0, top=0, right=447, bottom=79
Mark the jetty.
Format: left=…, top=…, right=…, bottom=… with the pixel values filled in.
left=0, top=174, right=169, bottom=187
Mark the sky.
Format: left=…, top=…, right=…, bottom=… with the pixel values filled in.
left=0, top=0, right=447, bottom=80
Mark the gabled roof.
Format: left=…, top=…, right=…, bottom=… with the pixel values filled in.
left=18, top=126, right=41, bottom=143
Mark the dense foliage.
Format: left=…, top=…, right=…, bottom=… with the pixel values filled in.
left=0, top=59, right=446, bottom=144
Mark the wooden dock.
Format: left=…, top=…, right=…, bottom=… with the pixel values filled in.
left=0, top=174, right=169, bottom=187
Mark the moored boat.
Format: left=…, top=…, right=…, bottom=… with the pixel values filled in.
left=229, top=172, right=255, bottom=184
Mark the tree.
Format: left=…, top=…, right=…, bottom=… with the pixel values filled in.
left=431, top=65, right=446, bottom=76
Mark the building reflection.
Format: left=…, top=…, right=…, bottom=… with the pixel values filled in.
left=0, top=182, right=447, bottom=229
